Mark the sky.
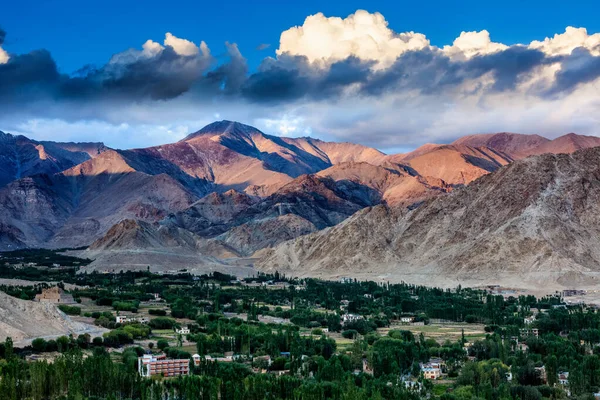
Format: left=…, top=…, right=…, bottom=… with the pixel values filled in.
left=1, top=0, right=600, bottom=152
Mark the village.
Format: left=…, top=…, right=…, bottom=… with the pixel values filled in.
left=17, top=281, right=586, bottom=397
left=1, top=267, right=598, bottom=399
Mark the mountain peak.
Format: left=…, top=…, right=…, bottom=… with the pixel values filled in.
left=181, top=120, right=263, bottom=142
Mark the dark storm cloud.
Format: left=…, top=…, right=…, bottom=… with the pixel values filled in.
left=0, top=45, right=214, bottom=103
left=0, top=50, right=62, bottom=101
left=360, top=46, right=558, bottom=96
left=550, top=47, right=600, bottom=94
left=0, top=25, right=597, bottom=117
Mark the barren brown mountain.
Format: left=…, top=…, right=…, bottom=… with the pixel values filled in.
left=3, top=121, right=600, bottom=283
left=258, top=147, right=600, bottom=290
left=0, top=130, right=107, bottom=188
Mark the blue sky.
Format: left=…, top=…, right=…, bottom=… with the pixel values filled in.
left=1, top=1, right=600, bottom=151
left=3, top=0, right=598, bottom=73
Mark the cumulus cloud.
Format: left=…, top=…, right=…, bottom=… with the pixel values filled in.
left=277, top=10, right=429, bottom=69
left=443, top=30, right=508, bottom=59
left=0, top=27, right=8, bottom=64
left=530, top=27, right=600, bottom=56
left=1, top=11, right=600, bottom=150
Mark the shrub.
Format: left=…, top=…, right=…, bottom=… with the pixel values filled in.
left=31, top=338, right=47, bottom=352
left=342, top=329, right=358, bottom=339
left=157, top=339, right=169, bottom=351
left=149, top=317, right=177, bottom=330
left=113, top=301, right=138, bottom=313
left=148, top=309, right=167, bottom=316
left=58, top=305, right=81, bottom=315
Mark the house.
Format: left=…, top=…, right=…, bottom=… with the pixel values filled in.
left=138, top=354, right=190, bottom=377
left=342, top=314, right=364, bottom=325
left=362, top=357, right=373, bottom=375
left=254, top=355, right=272, bottom=367
left=428, top=358, right=446, bottom=370
left=339, top=300, right=350, bottom=310
left=421, top=359, right=445, bottom=380
left=535, top=366, right=547, bottom=383
left=517, top=342, right=529, bottom=352
left=116, top=315, right=149, bottom=324
left=563, top=289, right=586, bottom=297
left=204, top=355, right=233, bottom=363
left=422, top=366, right=442, bottom=380
left=176, top=326, right=190, bottom=335
left=400, top=316, right=415, bottom=324
left=520, top=328, right=539, bottom=338
left=400, top=375, right=422, bottom=391
left=558, top=371, right=569, bottom=386
left=524, top=316, right=535, bottom=325
left=35, top=287, right=76, bottom=304
left=192, top=354, right=202, bottom=366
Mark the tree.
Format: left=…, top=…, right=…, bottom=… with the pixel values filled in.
left=4, top=337, right=13, bottom=359
left=32, top=338, right=47, bottom=352
left=157, top=339, right=170, bottom=351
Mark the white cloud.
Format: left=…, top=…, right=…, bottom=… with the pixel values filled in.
left=258, top=115, right=310, bottom=137
left=13, top=118, right=193, bottom=149
left=443, top=30, right=508, bottom=59
left=0, top=46, right=8, bottom=64
left=165, top=32, right=205, bottom=56
left=277, top=10, right=430, bottom=69
left=3, top=10, right=600, bottom=153
left=141, top=39, right=164, bottom=57
left=530, top=27, right=600, bottom=56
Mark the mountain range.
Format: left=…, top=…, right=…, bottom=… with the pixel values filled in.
left=2, top=121, right=600, bottom=289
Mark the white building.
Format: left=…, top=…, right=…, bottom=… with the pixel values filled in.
left=176, top=326, right=191, bottom=335
left=558, top=371, right=569, bottom=386
left=422, top=367, right=442, bottom=380
left=116, top=315, right=149, bottom=324
left=400, top=316, right=415, bottom=324
left=342, top=314, right=364, bottom=325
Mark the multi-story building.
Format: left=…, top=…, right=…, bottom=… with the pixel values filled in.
left=422, top=366, right=442, bottom=380
left=138, top=354, right=190, bottom=377
left=421, top=358, right=446, bottom=380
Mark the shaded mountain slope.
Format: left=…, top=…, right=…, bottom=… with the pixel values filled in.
left=258, top=147, right=600, bottom=289
left=0, top=130, right=107, bottom=188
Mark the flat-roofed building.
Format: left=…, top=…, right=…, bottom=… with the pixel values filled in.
left=35, top=287, right=76, bottom=304
left=138, top=354, right=190, bottom=377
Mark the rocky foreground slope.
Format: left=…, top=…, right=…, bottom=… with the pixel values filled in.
left=258, top=147, right=600, bottom=290
left=0, top=292, right=105, bottom=345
